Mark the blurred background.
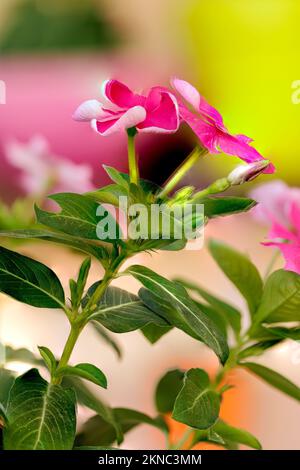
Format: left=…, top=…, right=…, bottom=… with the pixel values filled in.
left=0, top=0, right=300, bottom=449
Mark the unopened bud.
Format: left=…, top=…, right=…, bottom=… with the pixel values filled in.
left=227, top=160, right=270, bottom=186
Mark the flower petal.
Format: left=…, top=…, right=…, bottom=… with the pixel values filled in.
left=103, top=79, right=145, bottom=108
left=171, top=77, right=201, bottom=111
left=217, top=132, right=275, bottom=173
left=137, top=88, right=179, bottom=133
left=178, top=104, right=219, bottom=152
left=73, top=100, right=108, bottom=122
left=92, top=106, right=147, bottom=136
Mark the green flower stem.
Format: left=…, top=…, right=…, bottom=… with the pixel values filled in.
left=52, top=252, right=128, bottom=384
left=158, top=146, right=207, bottom=199
left=127, top=127, right=139, bottom=185
left=191, top=177, right=231, bottom=202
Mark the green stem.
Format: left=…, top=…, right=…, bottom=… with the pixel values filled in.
left=127, top=127, right=138, bottom=185
left=191, top=177, right=231, bottom=202
left=52, top=325, right=82, bottom=384
left=158, top=146, right=207, bottom=199
left=264, top=248, right=280, bottom=280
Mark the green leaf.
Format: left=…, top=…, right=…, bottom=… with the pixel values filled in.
left=83, top=284, right=168, bottom=333
left=155, top=369, right=185, bottom=413
left=176, top=278, right=241, bottom=336
left=254, top=270, right=300, bottom=325
left=0, top=245, right=65, bottom=308
left=0, top=229, right=110, bottom=265
left=128, top=266, right=229, bottom=364
left=238, top=340, right=282, bottom=360
left=263, top=326, right=300, bottom=341
left=193, top=301, right=228, bottom=339
left=240, top=362, right=300, bottom=402
left=76, top=408, right=167, bottom=447
left=57, top=363, right=107, bottom=389
left=196, top=196, right=256, bottom=218
left=4, top=345, right=43, bottom=366
left=212, top=420, right=262, bottom=450
left=92, top=322, right=122, bottom=359
left=173, top=368, right=220, bottom=429
left=0, top=369, right=15, bottom=408
left=38, top=346, right=57, bottom=374
left=35, top=193, right=121, bottom=243
left=209, top=239, right=263, bottom=316
left=87, top=184, right=128, bottom=206
left=75, top=446, right=119, bottom=450
left=3, top=369, right=76, bottom=450
left=61, top=376, right=122, bottom=444
left=141, top=323, right=173, bottom=344
left=103, top=166, right=129, bottom=188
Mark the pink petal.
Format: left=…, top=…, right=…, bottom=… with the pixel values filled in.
left=178, top=104, right=219, bottom=152
left=92, top=106, right=147, bottom=136
left=171, top=77, right=201, bottom=111
left=279, top=243, right=300, bottom=275
left=289, top=202, right=300, bottom=235
left=217, top=132, right=275, bottom=173
left=268, top=222, right=297, bottom=243
left=137, top=88, right=179, bottom=133
left=73, top=100, right=110, bottom=122
left=236, top=134, right=253, bottom=144
left=199, top=95, right=226, bottom=130
left=103, top=79, right=145, bottom=108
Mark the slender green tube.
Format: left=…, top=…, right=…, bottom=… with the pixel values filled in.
left=158, top=146, right=207, bottom=199
left=127, top=127, right=138, bottom=185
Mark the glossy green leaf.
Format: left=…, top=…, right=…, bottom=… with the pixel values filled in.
left=3, top=369, right=76, bottom=450
left=176, top=278, right=241, bottom=335
left=0, top=229, right=110, bottom=265
left=238, top=340, right=282, bottom=360
left=91, top=322, right=122, bottom=359
left=76, top=408, right=167, bottom=447
left=84, top=284, right=168, bottom=333
left=240, top=362, right=300, bottom=402
left=197, top=196, right=256, bottom=218
left=173, top=368, right=220, bottom=429
left=35, top=192, right=121, bottom=243
left=254, top=270, right=300, bottom=324
left=57, top=363, right=107, bottom=389
left=155, top=369, right=185, bottom=413
left=212, top=421, right=262, bottom=449
left=0, top=245, right=65, bottom=308
left=87, top=184, right=129, bottom=206
left=0, top=369, right=15, bottom=408
left=209, top=239, right=263, bottom=316
left=38, top=346, right=57, bottom=374
left=264, top=326, right=300, bottom=341
left=128, top=266, right=229, bottom=363
left=103, top=166, right=129, bottom=188
left=61, top=376, right=122, bottom=444
left=141, top=323, right=173, bottom=344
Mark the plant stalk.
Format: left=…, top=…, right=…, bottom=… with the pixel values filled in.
left=127, top=127, right=139, bottom=185
left=158, top=146, right=207, bottom=199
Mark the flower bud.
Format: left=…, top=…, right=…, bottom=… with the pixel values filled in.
left=227, top=160, right=270, bottom=186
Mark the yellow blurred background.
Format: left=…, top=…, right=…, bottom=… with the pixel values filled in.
left=0, top=0, right=300, bottom=450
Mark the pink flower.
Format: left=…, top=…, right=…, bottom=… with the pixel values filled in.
left=73, top=79, right=179, bottom=136
left=5, top=136, right=95, bottom=195
left=250, top=181, right=300, bottom=274
left=171, top=78, right=275, bottom=174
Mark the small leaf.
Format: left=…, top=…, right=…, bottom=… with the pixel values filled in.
left=209, top=239, right=263, bottom=316
left=141, top=323, right=173, bottom=344
left=3, top=369, right=76, bottom=450
left=0, top=369, right=16, bottom=409
left=264, top=326, right=300, bottom=341
left=87, top=184, right=128, bottom=206
left=176, top=278, right=241, bottom=336
left=76, top=408, right=167, bottom=447
left=172, top=368, right=220, bottom=429
left=38, top=346, right=57, bottom=374
left=155, top=369, right=185, bottom=413
left=196, top=196, right=256, bottom=218
left=238, top=340, right=282, bottom=360
left=212, top=420, right=262, bottom=450
left=254, top=270, right=300, bottom=325
left=91, top=322, right=122, bottom=359
left=4, top=345, right=43, bottom=366
left=35, top=193, right=121, bottom=243
left=103, top=166, right=129, bottom=188
left=240, top=362, right=300, bottom=402
left=128, top=265, right=229, bottom=364
left=83, top=284, right=168, bottom=333
left=0, top=245, right=65, bottom=308
left=57, top=363, right=107, bottom=389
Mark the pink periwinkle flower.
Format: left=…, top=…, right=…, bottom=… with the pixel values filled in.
left=5, top=136, right=95, bottom=195
left=73, top=79, right=179, bottom=136
left=171, top=78, right=275, bottom=174
left=250, top=181, right=300, bottom=274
